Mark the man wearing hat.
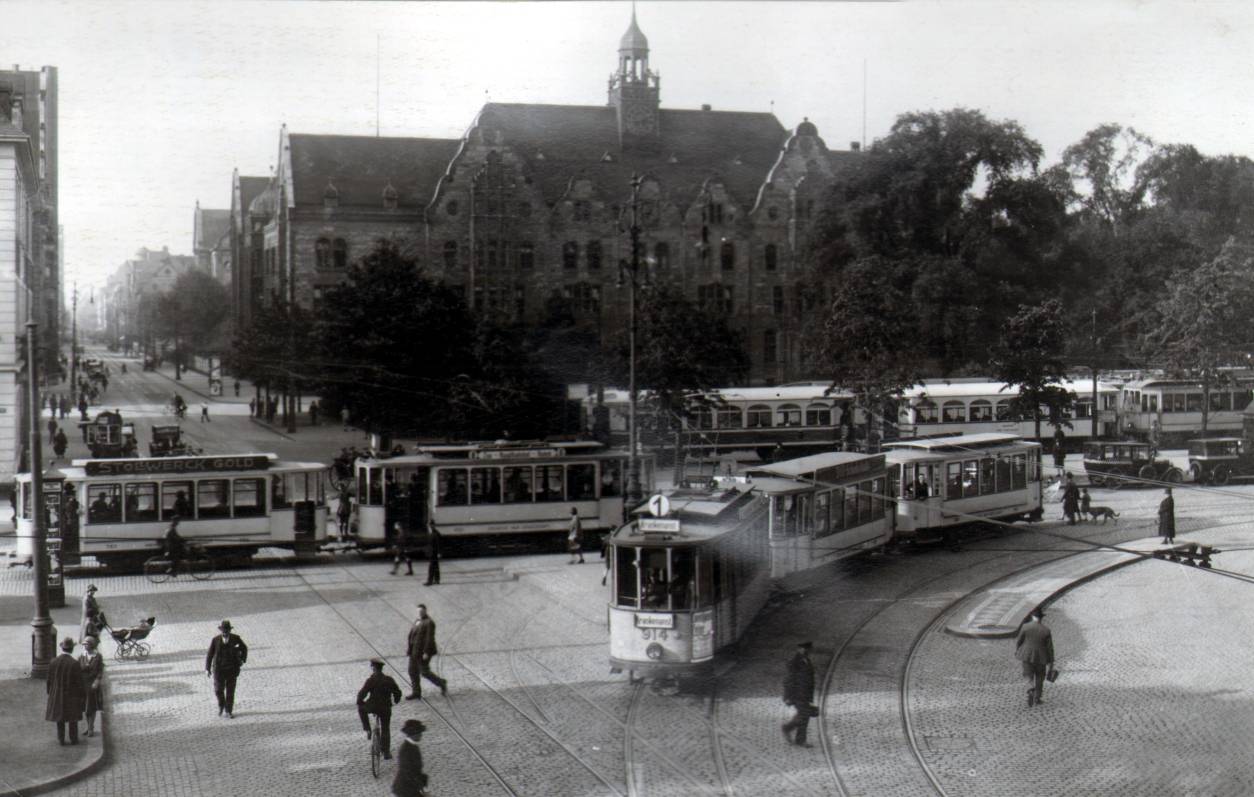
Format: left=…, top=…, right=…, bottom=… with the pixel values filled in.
left=357, top=658, right=403, bottom=758
left=405, top=604, right=447, bottom=700
left=781, top=641, right=816, bottom=747
left=78, top=636, right=105, bottom=737
left=205, top=620, right=248, bottom=718
left=392, top=719, right=428, bottom=797
left=80, top=584, right=103, bottom=643
left=46, top=637, right=86, bottom=745
left=1015, top=607, right=1055, bottom=707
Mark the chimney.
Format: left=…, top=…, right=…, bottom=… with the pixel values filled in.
left=701, top=104, right=712, bottom=111
left=850, top=141, right=861, bottom=152
left=9, top=93, right=22, bottom=129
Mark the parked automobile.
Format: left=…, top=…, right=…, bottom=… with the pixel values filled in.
left=1187, top=437, right=1254, bottom=485
left=1083, top=440, right=1183, bottom=489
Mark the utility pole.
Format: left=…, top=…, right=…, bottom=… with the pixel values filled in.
left=1090, top=309, right=1099, bottom=439
left=26, top=322, right=55, bottom=677
left=622, top=174, right=644, bottom=503
left=69, top=282, right=78, bottom=399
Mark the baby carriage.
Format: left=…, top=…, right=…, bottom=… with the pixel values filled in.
left=104, top=616, right=157, bottom=661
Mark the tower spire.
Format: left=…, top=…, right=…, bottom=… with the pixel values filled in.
left=608, top=4, right=661, bottom=149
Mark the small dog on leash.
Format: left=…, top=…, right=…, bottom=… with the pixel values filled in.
left=1085, top=506, right=1120, bottom=523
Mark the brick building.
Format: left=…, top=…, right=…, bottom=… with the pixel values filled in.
left=235, top=11, right=857, bottom=383
left=192, top=202, right=231, bottom=285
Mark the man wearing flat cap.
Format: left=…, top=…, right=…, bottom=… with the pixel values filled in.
left=358, top=658, right=403, bottom=758
left=205, top=620, right=248, bottom=718
left=781, top=640, right=817, bottom=747
left=46, top=637, right=86, bottom=745
left=392, top=719, right=429, bottom=797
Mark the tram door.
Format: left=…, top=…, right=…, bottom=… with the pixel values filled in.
left=407, top=467, right=430, bottom=534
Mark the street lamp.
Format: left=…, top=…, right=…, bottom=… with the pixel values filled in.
left=69, top=282, right=78, bottom=399
left=618, top=174, right=646, bottom=503
left=25, top=322, right=56, bottom=677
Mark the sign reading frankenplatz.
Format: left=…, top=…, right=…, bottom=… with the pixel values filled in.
left=84, top=455, right=272, bottom=477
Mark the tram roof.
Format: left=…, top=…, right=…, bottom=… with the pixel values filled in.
left=884, top=433, right=1037, bottom=455
left=358, top=439, right=621, bottom=465
left=750, top=451, right=877, bottom=477
left=900, top=378, right=1118, bottom=399
left=614, top=483, right=759, bottom=545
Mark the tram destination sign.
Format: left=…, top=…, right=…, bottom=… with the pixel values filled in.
left=84, top=455, right=272, bottom=477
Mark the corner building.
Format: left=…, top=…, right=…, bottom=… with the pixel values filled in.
left=240, top=13, right=857, bottom=383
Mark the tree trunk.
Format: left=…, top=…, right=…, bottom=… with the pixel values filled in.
left=1201, top=372, right=1210, bottom=434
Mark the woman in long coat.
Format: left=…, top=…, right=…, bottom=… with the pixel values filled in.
left=78, top=636, right=105, bottom=737
left=80, top=584, right=102, bottom=642
left=1158, top=487, right=1176, bottom=543
left=46, top=637, right=86, bottom=744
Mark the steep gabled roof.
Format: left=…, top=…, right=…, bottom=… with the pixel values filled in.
left=475, top=102, right=787, bottom=208
left=236, top=175, right=270, bottom=220
left=287, top=134, right=461, bottom=210
left=194, top=207, right=230, bottom=251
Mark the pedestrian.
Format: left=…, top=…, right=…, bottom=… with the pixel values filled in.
left=337, top=494, right=353, bottom=537
left=1159, top=486, right=1176, bottom=544
left=48, top=394, right=57, bottom=417
left=53, top=428, right=68, bottom=461
left=341, top=406, right=351, bottom=430
left=48, top=417, right=58, bottom=445
left=78, top=636, right=105, bottom=737
left=391, top=522, right=414, bottom=576
left=1079, top=488, right=1091, bottom=520
left=205, top=620, right=249, bottom=718
left=78, top=396, right=88, bottom=422
left=392, top=719, right=429, bottom=797
left=1015, top=608, right=1055, bottom=707
left=309, top=400, right=319, bottom=426
left=200, top=401, right=210, bottom=423
left=424, top=522, right=441, bottom=586
left=601, top=534, right=611, bottom=586
left=46, top=637, right=86, bottom=745
left=233, top=379, right=240, bottom=397
left=357, top=658, right=402, bottom=759
left=80, top=584, right=103, bottom=643
left=1062, top=472, right=1079, bottom=526
left=567, top=507, right=585, bottom=564
left=781, top=640, right=816, bottom=747
left=248, top=397, right=256, bottom=417
left=59, top=395, right=69, bottom=419
left=1052, top=441, right=1066, bottom=472
left=405, top=604, right=448, bottom=700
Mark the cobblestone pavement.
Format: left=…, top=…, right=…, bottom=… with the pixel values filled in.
left=5, top=478, right=1251, bottom=795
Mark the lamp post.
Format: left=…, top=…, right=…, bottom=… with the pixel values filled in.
left=69, top=282, right=78, bottom=399
left=26, top=322, right=56, bottom=677
left=619, top=174, right=645, bottom=503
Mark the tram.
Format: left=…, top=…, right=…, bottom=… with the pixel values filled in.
left=606, top=451, right=894, bottom=677
left=352, top=439, right=652, bottom=546
left=883, top=433, right=1044, bottom=542
left=15, top=454, right=329, bottom=569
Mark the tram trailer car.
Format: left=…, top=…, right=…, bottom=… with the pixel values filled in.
left=353, top=440, right=652, bottom=548
left=607, top=451, right=895, bottom=677
left=1122, top=376, right=1254, bottom=446
left=883, top=433, right=1044, bottom=542
left=15, top=454, right=328, bottom=569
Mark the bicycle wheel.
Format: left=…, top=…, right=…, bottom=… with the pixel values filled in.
left=190, top=555, right=216, bottom=581
left=144, top=557, right=171, bottom=584
left=370, top=721, right=382, bottom=778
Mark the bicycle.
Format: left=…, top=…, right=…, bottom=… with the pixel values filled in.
left=143, top=546, right=215, bottom=584
left=369, top=712, right=384, bottom=778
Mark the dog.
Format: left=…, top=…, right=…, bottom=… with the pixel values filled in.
left=1085, top=506, right=1119, bottom=524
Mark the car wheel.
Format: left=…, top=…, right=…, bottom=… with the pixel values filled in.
left=1213, top=465, right=1231, bottom=486
left=1166, top=468, right=1184, bottom=484
left=1189, top=462, right=1205, bottom=484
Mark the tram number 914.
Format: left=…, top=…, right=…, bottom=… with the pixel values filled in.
left=640, top=628, right=680, bottom=641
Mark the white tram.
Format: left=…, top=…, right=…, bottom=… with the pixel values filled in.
left=353, top=440, right=652, bottom=546
left=607, top=451, right=894, bottom=677
left=15, top=454, right=329, bottom=569
left=884, top=433, right=1044, bottom=542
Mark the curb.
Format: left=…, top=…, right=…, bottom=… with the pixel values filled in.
left=10, top=676, right=111, bottom=797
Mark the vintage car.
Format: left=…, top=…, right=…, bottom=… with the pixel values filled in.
left=149, top=425, right=201, bottom=457
left=1186, top=437, right=1254, bottom=485
left=82, top=410, right=138, bottom=459
left=1082, top=440, right=1183, bottom=489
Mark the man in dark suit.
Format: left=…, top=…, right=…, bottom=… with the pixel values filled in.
left=205, top=619, right=248, bottom=718
left=357, top=658, right=402, bottom=759
left=392, top=719, right=428, bottom=797
left=45, top=637, right=86, bottom=745
left=423, top=524, right=441, bottom=586
left=781, top=641, right=816, bottom=747
left=405, top=605, right=447, bottom=700
left=1015, top=608, right=1055, bottom=707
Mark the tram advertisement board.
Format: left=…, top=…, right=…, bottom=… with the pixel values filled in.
left=691, top=609, right=714, bottom=661
left=85, top=454, right=271, bottom=477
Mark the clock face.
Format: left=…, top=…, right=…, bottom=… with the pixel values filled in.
left=624, top=103, right=654, bottom=131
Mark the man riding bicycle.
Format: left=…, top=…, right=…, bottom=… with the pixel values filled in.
left=163, top=516, right=187, bottom=576
left=357, top=658, right=402, bottom=759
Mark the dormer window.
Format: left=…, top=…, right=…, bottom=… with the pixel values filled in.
left=382, top=181, right=399, bottom=209
left=323, top=180, right=339, bottom=208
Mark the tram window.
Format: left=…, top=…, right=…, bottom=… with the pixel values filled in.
left=830, top=488, right=844, bottom=530
left=696, top=553, right=713, bottom=606
left=843, top=487, right=857, bottom=530
left=163, top=482, right=194, bottom=520
left=670, top=549, right=695, bottom=610
left=777, top=404, right=802, bottom=427
left=996, top=456, right=1012, bottom=493
left=470, top=467, right=502, bottom=505
left=696, top=410, right=714, bottom=429
left=746, top=405, right=773, bottom=428
left=504, top=466, right=534, bottom=502
left=805, top=404, right=831, bottom=426
left=567, top=464, right=596, bottom=501
left=717, top=409, right=743, bottom=429
left=640, top=548, right=669, bottom=608
left=123, top=483, right=158, bottom=523
left=946, top=463, right=962, bottom=500
left=534, top=466, right=564, bottom=502
left=1187, top=393, right=1203, bottom=412
left=857, top=480, right=872, bottom=523
left=916, top=401, right=938, bottom=423
left=1212, top=392, right=1231, bottom=412
left=995, top=400, right=1011, bottom=421
left=615, top=547, right=639, bottom=607
left=272, top=475, right=291, bottom=510
left=943, top=401, right=966, bottom=423
left=357, top=467, right=368, bottom=506
left=369, top=469, right=384, bottom=504
left=1236, top=390, right=1253, bottom=411
left=970, top=400, right=993, bottom=422
left=233, top=479, right=266, bottom=517
left=437, top=469, right=469, bottom=506
left=979, top=459, right=995, bottom=495
left=87, top=484, right=122, bottom=524
left=289, top=472, right=316, bottom=503
left=1012, top=455, right=1027, bottom=489
left=815, top=491, right=831, bottom=535
left=870, top=478, right=884, bottom=518
left=20, top=482, right=31, bottom=519
left=198, top=480, right=230, bottom=519
left=962, top=461, right=979, bottom=498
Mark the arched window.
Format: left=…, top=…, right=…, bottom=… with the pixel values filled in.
left=915, top=400, right=938, bottom=424
left=995, top=400, right=1012, bottom=421
left=519, top=242, right=534, bottom=269
left=332, top=239, right=348, bottom=269
left=777, top=403, right=801, bottom=427
left=443, top=240, right=458, bottom=268
left=653, top=242, right=670, bottom=269
left=586, top=240, right=602, bottom=270
left=315, top=238, right=330, bottom=270
left=720, top=241, right=735, bottom=270
left=717, top=408, right=743, bottom=429
left=746, top=404, right=773, bottom=428
left=969, top=399, right=993, bottom=422
left=942, top=400, right=966, bottom=423
left=805, top=403, right=831, bottom=426
left=764, top=243, right=778, bottom=271
left=562, top=241, right=578, bottom=269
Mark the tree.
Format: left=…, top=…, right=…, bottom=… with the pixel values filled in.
left=314, top=240, right=476, bottom=438
left=989, top=299, right=1074, bottom=441
left=1060, top=124, right=1155, bottom=230
left=231, top=296, right=314, bottom=426
left=808, top=260, right=924, bottom=449
left=1144, top=238, right=1254, bottom=433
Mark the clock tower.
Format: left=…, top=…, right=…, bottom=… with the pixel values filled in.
left=607, top=7, right=660, bottom=150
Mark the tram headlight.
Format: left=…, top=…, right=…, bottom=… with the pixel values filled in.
left=646, top=642, right=663, bottom=661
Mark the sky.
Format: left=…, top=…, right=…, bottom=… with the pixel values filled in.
left=6, top=0, right=1254, bottom=289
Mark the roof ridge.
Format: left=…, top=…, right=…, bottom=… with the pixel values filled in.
left=288, top=132, right=461, bottom=144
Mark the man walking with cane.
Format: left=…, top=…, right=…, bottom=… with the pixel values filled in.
left=205, top=620, right=249, bottom=718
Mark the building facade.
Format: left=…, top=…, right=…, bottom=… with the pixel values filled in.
left=100, top=247, right=197, bottom=356
left=193, top=202, right=231, bottom=286
left=234, top=12, right=857, bottom=384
